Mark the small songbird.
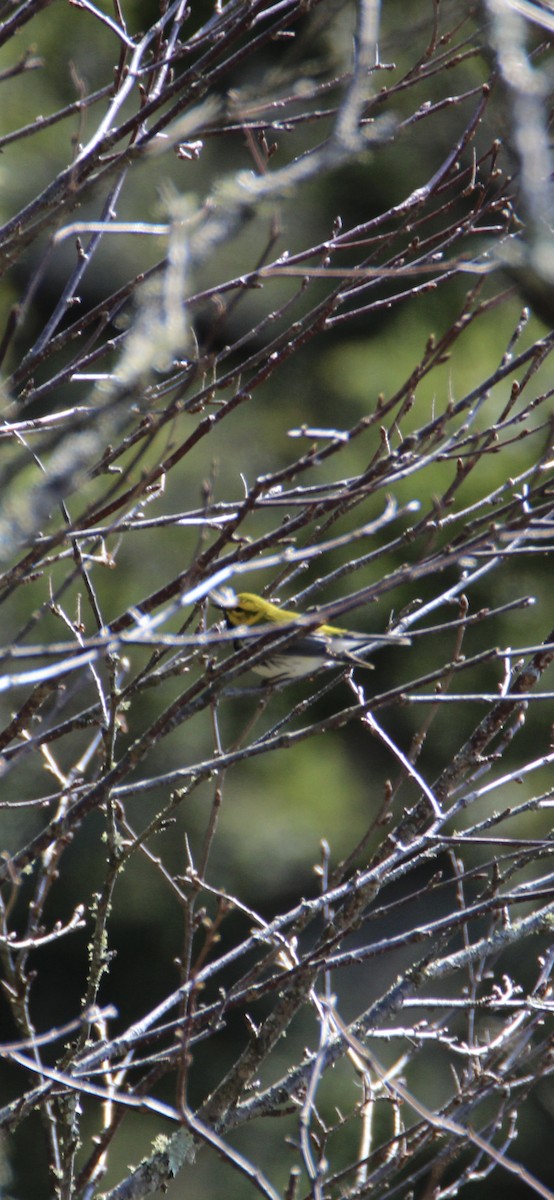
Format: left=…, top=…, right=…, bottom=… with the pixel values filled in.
left=212, top=590, right=409, bottom=682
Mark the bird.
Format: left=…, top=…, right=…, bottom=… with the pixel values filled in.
left=211, top=590, right=409, bottom=682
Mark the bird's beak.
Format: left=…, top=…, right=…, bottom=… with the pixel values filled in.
left=209, top=587, right=238, bottom=611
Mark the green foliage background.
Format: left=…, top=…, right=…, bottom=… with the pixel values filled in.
left=0, top=2, right=553, bottom=1198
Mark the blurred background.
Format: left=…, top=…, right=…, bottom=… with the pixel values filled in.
left=0, top=1, right=553, bottom=1197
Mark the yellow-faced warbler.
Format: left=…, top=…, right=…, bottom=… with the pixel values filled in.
left=212, top=590, right=409, bottom=682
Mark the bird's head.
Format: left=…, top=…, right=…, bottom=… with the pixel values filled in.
left=211, top=590, right=291, bottom=628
